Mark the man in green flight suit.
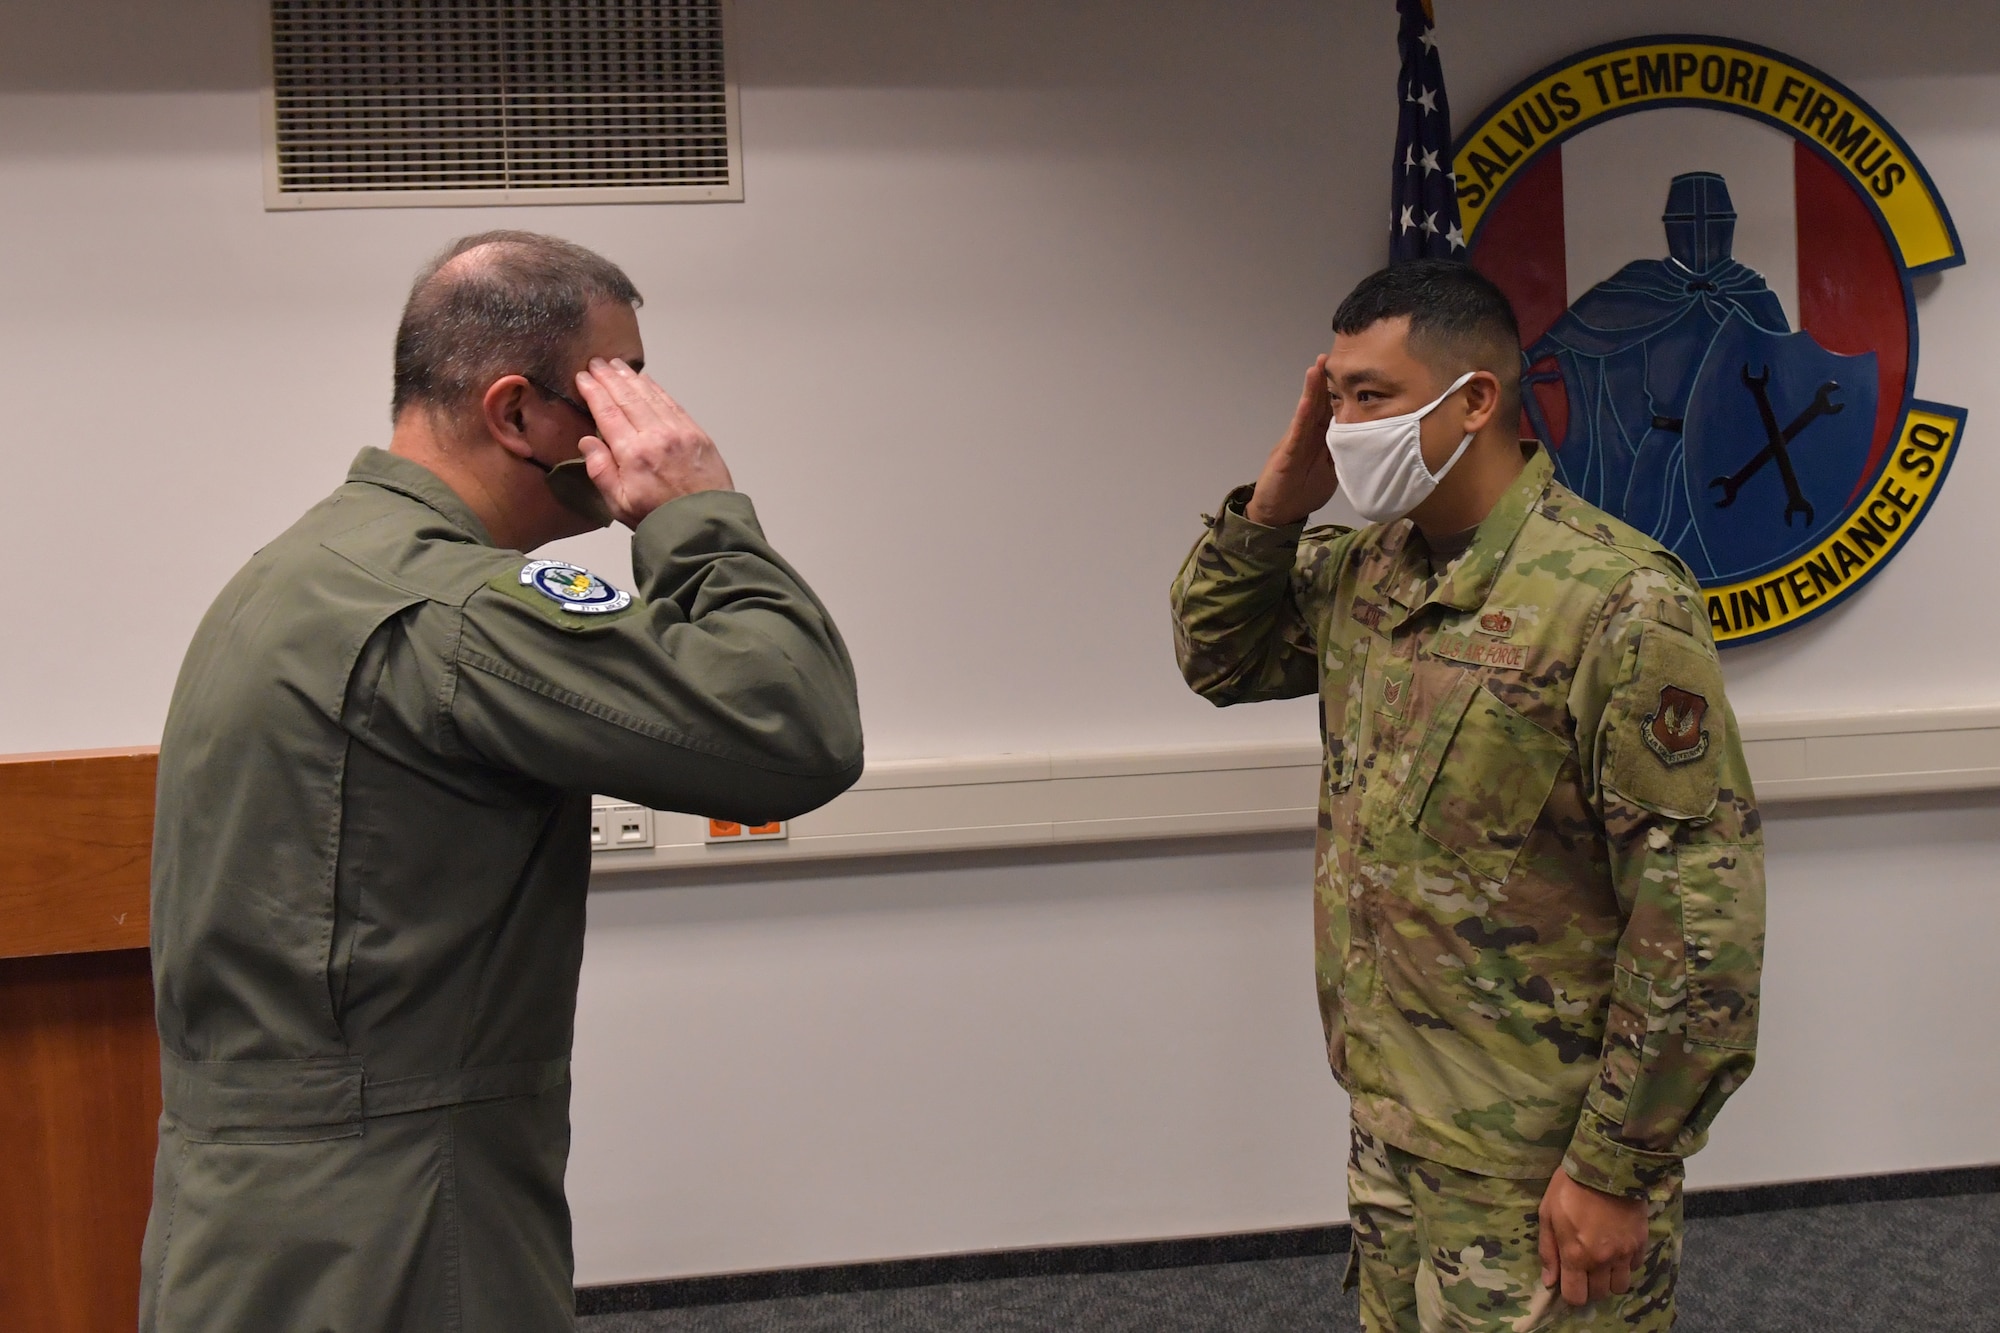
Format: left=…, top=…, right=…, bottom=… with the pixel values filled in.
left=1171, top=260, right=1764, bottom=1331
left=140, top=231, right=865, bottom=1331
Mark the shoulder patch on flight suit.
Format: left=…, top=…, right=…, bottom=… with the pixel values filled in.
left=521, top=560, right=631, bottom=613
left=486, top=561, right=640, bottom=629
left=1605, top=625, right=1723, bottom=820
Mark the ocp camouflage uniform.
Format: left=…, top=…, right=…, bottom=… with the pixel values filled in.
left=1170, top=446, right=1763, bottom=1331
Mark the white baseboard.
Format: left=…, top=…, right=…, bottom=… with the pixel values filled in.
left=589, top=706, right=2000, bottom=875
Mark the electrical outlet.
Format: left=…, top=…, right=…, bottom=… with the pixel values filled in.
left=705, top=818, right=788, bottom=844
left=590, top=802, right=654, bottom=852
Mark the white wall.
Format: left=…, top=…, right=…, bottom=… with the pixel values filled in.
left=571, top=836, right=1341, bottom=1280
left=0, top=0, right=1372, bottom=760
left=2, top=0, right=1994, bottom=1286
left=568, top=794, right=2000, bottom=1283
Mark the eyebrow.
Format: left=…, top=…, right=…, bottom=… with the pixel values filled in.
left=1330, top=368, right=1397, bottom=390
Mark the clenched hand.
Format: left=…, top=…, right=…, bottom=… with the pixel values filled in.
left=1538, top=1168, right=1650, bottom=1307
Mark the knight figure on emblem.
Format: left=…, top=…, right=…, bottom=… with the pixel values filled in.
left=1524, top=170, right=1878, bottom=584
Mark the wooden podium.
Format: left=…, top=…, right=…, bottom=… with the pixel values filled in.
left=0, top=750, right=162, bottom=1332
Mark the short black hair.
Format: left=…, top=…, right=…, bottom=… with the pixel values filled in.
left=1331, top=259, right=1521, bottom=409
left=392, top=230, right=642, bottom=421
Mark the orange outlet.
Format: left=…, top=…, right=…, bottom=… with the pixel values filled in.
left=706, top=819, right=788, bottom=843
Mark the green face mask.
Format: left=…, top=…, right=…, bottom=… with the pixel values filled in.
left=534, top=456, right=615, bottom=529
left=521, top=377, right=614, bottom=528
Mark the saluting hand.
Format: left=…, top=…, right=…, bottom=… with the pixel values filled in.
left=1244, top=355, right=1337, bottom=527
left=573, top=357, right=735, bottom=527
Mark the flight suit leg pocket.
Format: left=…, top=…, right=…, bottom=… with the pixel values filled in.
left=1411, top=683, right=1569, bottom=884
left=1680, top=840, right=1765, bottom=1049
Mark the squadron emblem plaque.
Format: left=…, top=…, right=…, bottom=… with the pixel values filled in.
left=1454, top=35, right=1966, bottom=645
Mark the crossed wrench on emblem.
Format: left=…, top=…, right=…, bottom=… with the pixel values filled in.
left=1707, top=368, right=1844, bottom=527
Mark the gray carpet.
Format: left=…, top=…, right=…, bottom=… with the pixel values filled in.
left=580, top=1191, right=2000, bottom=1332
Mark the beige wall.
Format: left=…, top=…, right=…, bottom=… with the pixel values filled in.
left=4, top=0, right=1994, bottom=1285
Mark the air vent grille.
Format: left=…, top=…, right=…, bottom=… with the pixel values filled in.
left=267, top=0, right=738, bottom=207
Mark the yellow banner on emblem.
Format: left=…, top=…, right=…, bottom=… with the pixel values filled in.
left=1454, top=39, right=1960, bottom=272
left=1702, top=407, right=1961, bottom=643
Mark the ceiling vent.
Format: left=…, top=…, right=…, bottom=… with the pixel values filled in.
left=264, top=0, right=740, bottom=209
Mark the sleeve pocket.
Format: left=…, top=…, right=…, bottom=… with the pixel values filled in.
left=1585, top=964, right=1658, bottom=1126
left=1680, top=840, right=1765, bottom=1049
left=1412, top=683, right=1569, bottom=884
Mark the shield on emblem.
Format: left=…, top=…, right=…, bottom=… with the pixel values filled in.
left=1644, top=686, right=1710, bottom=766
left=1680, top=312, right=1879, bottom=583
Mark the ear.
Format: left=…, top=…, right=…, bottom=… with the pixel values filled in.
left=481, top=375, right=537, bottom=459
left=1459, top=370, right=1504, bottom=434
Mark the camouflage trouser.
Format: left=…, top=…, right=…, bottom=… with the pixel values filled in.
left=1345, top=1125, right=1682, bottom=1332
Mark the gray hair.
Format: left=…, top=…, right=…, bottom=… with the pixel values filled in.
left=391, top=230, right=641, bottom=420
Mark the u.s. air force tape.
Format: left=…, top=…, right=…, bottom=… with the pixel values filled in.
left=519, top=559, right=632, bottom=615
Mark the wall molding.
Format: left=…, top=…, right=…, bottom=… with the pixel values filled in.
left=5, top=709, right=1994, bottom=895
left=591, top=705, right=2000, bottom=875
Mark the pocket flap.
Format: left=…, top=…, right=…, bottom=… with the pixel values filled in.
left=1412, top=683, right=1570, bottom=884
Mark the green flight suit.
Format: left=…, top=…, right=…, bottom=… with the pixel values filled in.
left=1171, top=447, right=1765, bottom=1327
left=140, top=449, right=863, bottom=1332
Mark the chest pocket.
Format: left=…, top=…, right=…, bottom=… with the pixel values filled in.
left=1403, top=678, right=1569, bottom=884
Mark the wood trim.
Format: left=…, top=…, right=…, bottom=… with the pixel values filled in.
left=0, top=948, right=161, bottom=1331
left=0, top=749, right=157, bottom=960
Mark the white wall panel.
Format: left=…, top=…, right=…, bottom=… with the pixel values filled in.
left=570, top=837, right=1343, bottom=1283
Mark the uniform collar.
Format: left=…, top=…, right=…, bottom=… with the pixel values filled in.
left=346, top=447, right=496, bottom=546
left=1375, top=445, right=1553, bottom=616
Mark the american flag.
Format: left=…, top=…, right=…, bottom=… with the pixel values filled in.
left=1389, top=0, right=1464, bottom=262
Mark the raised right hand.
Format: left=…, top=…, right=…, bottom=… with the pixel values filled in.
left=1244, top=355, right=1337, bottom=527
left=572, top=357, right=736, bottom=527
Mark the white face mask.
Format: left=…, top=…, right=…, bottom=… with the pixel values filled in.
left=1324, top=370, right=1478, bottom=525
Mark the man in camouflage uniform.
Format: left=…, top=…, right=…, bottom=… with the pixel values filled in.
left=1170, top=261, right=1763, bottom=1331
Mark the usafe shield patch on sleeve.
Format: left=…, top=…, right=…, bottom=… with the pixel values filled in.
left=1643, top=685, right=1710, bottom=766
left=1429, top=630, right=1527, bottom=670
left=1606, top=627, right=1723, bottom=819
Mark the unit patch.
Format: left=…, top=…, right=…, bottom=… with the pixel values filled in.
left=520, top=559, right=632, bottom=615
left=1643, top=686, right=1711, bottom=766
left=1454, top=34, right=1969, bottom=646
left=1430, top=630, right=1527, bottom=670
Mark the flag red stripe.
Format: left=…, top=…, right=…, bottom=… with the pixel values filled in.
left=1795, top=140, right=1908, bottom=495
